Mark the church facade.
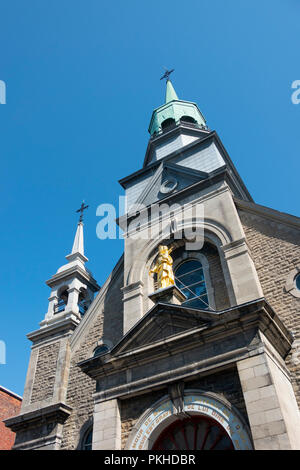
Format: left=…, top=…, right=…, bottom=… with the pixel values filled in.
left=5, top=79, right=300, bottom=450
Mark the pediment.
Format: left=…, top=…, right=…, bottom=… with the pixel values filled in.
left=112, top=303, right=215, bottom=355
left=135, top=162, right=208, bottom=208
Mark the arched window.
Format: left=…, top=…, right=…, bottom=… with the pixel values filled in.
left=81, top=428, right=93, bottom=450
left=180, top=115, right=196, bottom=124
left=152, top=416, right=234, bottom=450
left=161, top=118, right=176, bottom=130
left=175, top=260, right=209, bottom=309
left=93, top=344, right=109, bottom=357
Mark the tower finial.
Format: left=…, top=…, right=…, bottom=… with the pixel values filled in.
left=160, top=67, right=174, bottom=82
left=76, top=201, right=89, bottom=223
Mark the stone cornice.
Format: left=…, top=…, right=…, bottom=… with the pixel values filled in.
left=78, top=299, right=292, bottom=386
left=234, top=197, right=300, bottom=231
left=118, top=168, right=232, bottom=229
left=4, top=402, right=72, bottom=433
left=119, top=130, right=253, bottom=205
left=46, top=264, right=100, bottom=291
left=27, top=317, right=79, bottom=345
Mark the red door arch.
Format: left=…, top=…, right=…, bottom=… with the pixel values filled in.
left=152, top=415, right=234, bottom=451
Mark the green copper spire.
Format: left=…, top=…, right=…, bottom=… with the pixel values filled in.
left=148, top=79, right=207, bottom=136
left=165, top=79, right=178, bottom=103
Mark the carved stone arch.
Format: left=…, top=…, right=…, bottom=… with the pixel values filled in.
left=125, top=390, right=253, bottom=450
left=55, top=284, right=69, bottom=310
left=127, top=218, right=232, bottom=287
left=57, top=284, right=69, bottom=298
left=79, top=286, right=92, bottom=302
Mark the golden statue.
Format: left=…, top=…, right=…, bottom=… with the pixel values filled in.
left=149, top=245, right=175, bottom=289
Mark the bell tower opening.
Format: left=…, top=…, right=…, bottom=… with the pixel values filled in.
left=180, top=115, right=197, bottom=126
left=161, top=118, right=176, bottom=131
left=55, top=287, right=68, bottom=314
left=78, top=287, right=90, bottom=316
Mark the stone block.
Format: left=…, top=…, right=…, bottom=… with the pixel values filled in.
left=92, top=430, right=103, bottom=443
left=94, top=438, right=120, bottom=450
left=253, top=363, right=269, bottom=377
left=277, top=433, right=292, bottom=450
left=259, top=385, right=276, bottom=399
left=268, top=420, right=286, bottom=437
left=247, top=396, right=280, bottom=414
left=254, top=436, right=280, bottom=450
left=264, top=408, right=283, bottom=424
left=251, top=424, right=270, bottom=440
left=237, top=355, right=265, bottom=371
left=238, top=367, right=255, bottom=381
left=243, top=389, right=260, bottom=403
left=248, top=411, right=267, bottom=426
left=241, top=374, right=272, bottom=392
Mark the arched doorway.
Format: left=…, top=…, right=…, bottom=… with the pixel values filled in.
left=152, top=415, right=234, bottom=450
left=126, top=391, right=253, bottom=450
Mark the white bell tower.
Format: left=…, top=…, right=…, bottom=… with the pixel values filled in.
left=41, top=205, right=100, bottom=329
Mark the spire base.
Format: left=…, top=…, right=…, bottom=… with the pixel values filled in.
left=65, top=252, right=88, bottom=264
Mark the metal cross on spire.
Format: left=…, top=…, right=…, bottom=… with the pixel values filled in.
left=76, top=201, right=89, bottom=223
left=160, top=68, right=175, bottom=82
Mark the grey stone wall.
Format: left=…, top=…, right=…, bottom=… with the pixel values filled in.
left=60, top=265, right=124, bottom=449
left=186, top=367, right=249, bottom=423
left=239, top=209, right=300, bottom=408
left=121, top=390, right=167, bottom=450
left=31, top=342, right=60, bottom=404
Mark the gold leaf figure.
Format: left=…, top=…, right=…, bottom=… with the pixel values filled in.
left=149, top=245, right=175, bottom=289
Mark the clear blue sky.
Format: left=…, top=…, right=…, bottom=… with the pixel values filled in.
left=0, top=0, right=299, bottom=396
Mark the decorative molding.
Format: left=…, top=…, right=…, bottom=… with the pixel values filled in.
left=168, top=382, right=186, bottom=416
left=125, top=390, right=253, bottom=450
left=234, top=197, right=300, bottom=231
left=79, top=299, right=293, bottom=403
left=46, top=264, right=99, bottom=291
left=28, top=317, right=79, bottom=346
left=4, top=402, right=72, bottom=433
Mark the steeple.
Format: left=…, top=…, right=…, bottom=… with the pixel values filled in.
left=63, top=221, right=87, bottom=268
left=60, top=201, right=89, bottom=271
left=71, top=221, right=84, bottom=257
left=165, top=79, right=178, bottom=103
left=148, top=77, right=207, bottom=136
left=40, top=207, right=100, bottom=328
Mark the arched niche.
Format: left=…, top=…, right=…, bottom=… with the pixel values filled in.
left=127, top=218, right=232, bottom=287
left=126, top=218, right=235, bottom=313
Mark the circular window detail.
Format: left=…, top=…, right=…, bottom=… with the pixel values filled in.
left=175, top=260, right=209, bottom=309
left=152, top=416, right=234, bottom=451
left=159, top=177, right=178, bottom=194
